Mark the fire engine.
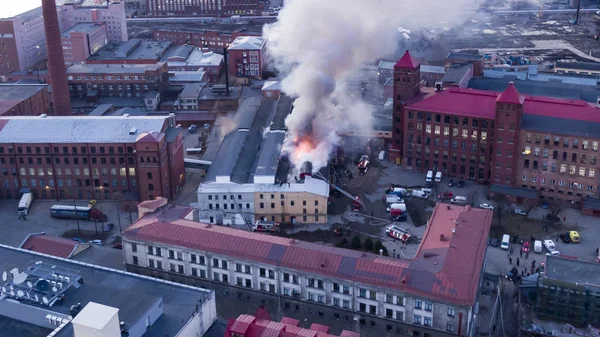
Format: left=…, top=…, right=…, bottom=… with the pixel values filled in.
left=357, top=155, right=370, bottom=175
left=385, top=224, right=411, bottom=243
left=252, top=220, right=279, bottom=232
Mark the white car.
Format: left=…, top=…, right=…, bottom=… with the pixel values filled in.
left=546, top=250, right=560, bottom=256
left=514, top=208, right=526, bottom=216
left=543, top=239, right=556, bottom=252
left=479, top=203, right=494, bottom=210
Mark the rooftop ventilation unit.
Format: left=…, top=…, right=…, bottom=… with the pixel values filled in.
left=129, top=127, right=137, bottom=135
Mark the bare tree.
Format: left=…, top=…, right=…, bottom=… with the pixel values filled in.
left=547, top=199, right=563, bottom=217
left=494, top=194, right=509, bottom=225
left=112, top=191, right=124, bottom=233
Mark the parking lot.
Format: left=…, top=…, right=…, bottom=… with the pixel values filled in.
left=0, top=199, right=133, bottom=247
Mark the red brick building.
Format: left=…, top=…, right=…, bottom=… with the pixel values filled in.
left=61, top=22, right=108, bottom=64
left=392, top=50, right=600, bottom=206
left=153, top=28, right=261, bottom=51
left=0, top=84, right=50, bottom=116
left=66, top=62, right=169, bottom=98
left=0, top=115, right=185, bottom=202
left=227, top=36, right=266, bottom=79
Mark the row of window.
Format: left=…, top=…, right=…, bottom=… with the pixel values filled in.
left=408, top=136, right=491, bottom=154
left=408, top=124, right=489, bottom=141
left=69, top=75, right=150, bottom=81
left=0, top=145, right=133, bottom=155
left=9, top=178, right=136, bottom=189
left=15, top=167, right=137, bottom=178
left=521, top=163, right=595, bottom=178
left=525, top=134, right=600, bottom=151
left=407, top=111, right=492, bottom=129
left=523, top=147, right=598, bottom=165
left=520, top=176, right=596, bottom=190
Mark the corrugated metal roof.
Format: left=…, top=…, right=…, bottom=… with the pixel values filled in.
left=255, top=132, right=285, bottom=177
left=271, top=94, right=293, bottom=131
left=0, top=116, right=167, bottom=143
left=124, top=203, right=492, bottom=306
left=67, top=62, right=165, bottom=74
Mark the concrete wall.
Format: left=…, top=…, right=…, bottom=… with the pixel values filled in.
left=197, top=188, right=254, bottom=225
left=175, top=292, right=217, bottom=337
left=0, top=299, right=70, bottom=329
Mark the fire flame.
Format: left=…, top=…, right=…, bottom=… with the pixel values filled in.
left=290, top=135, right=318, bottom=164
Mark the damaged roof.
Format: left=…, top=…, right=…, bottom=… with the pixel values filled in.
left=123, top=204, right=492, bottom=306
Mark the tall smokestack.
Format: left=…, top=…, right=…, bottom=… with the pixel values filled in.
left=42, top=0, right=72, bottom=115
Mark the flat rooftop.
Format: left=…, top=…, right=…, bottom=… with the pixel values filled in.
left=1, top=6, right=42, bottom=21
left=88, top=39, right=171, bottom=61
left=125, top=203, right=492, bottom=306
left=0, top=84, right=46, bottom=101
left=544, top=255, right=600, bottom=287
left=0, top=316, right=52, bottom=337
left=229, top=36, right=265, bottom=50
left=67, top=62, right=165, bottom=75
left=61, top=22, right=105, bottom=38
left=0, top=244, right=214, bottom=337
left=0, top=116, right=168, bottom=144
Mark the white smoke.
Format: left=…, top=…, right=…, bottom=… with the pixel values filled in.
left=264, top=0, right=475, bottom=170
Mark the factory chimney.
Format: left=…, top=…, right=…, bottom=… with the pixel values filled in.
left=42, top=0, right=72, bottom=115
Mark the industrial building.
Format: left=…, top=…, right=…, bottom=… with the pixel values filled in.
left=66, top=62, right=169, bottom=99
left=162, top=45, right=224, bottom=83
left=153, top=27, right=262, bottom=52
left=227, top=36, right=267, bottom=79
left=0, top=115, right=185, bottom=202
left=0, top=243, right=217, bottom=337
left=86, top=39, right=172, bottom=65
left=60, top=22, right=108, bottom=64
left=391, top=50, right=600, bottom=208
left=197, top=95, right=330, bottom=226
left=533, top=255, right=600, bottom=328
left=0, top=84, right=50, bottom=116
left=121, top=202, right=492, bottom=337
left=0, top=0, right=127, bottom=76
left=146, top=0, right=260, bottom=17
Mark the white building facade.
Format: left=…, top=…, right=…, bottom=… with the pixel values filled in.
left=122, top=235, right=474, bottom=337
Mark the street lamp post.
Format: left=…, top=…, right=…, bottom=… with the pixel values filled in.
left=35, top=45, right=41, bottom=83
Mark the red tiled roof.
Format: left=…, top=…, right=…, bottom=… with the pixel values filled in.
left=225, top=313, right=355, bottom=337
left=407, top=88, right=498, bottom=119
left=280, top=317, right=299, bottom=326
left=496, top=82, right=524, bottom=104
left=20, top=234, right=79, bottom=258
left=124, top=203, right=492, bottom=306
left=406, top=86, right=600, bottom=123
left=230, top=314, right=256, bottom=334
left=395, top=50, right=419, bottom=69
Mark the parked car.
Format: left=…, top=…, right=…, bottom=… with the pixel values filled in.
left=479, top=203, right=494, bottom=210
left=103, top=223, right=115, bottom=232
left=392, top=214, right=408, bottom=222
left=438, top=191, right=453, bottom=199
left=91, top=239, right=103, bottom=246
left=71, top=237, right=84, bottom=243
left=570, top=231, right=580, bottom=243
left=447, top=179, right=455, bottom=187
left=457, top=179, right=465, bottom=188
left=112, top=243, right=123, bottom=250
left=543, top=239, right=556, bottom=252
left=559, top=232, right=571, bottom=243
left=521, top=241, right=531, bottom=253
left=490, top=237, right=499, bottom=247
left=505, top=266, right=519, bottom=281
left=514, top=208, right=526, bottom=216
left=546, top=250, right=560, bottom=256
left=545, top=214, right=560, bottom=222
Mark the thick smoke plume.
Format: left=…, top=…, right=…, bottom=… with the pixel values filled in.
left=264, top=0, right=475, bottom=170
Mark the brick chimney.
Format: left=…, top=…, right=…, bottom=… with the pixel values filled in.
left=42, top=0, right=72, bottom=115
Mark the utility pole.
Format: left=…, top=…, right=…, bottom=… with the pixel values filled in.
left=74, top=199, right=81, bottom=236
left=517, top=287, right=522, bottom=337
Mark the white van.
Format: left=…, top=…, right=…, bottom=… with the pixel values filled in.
left=501, top=234, right=510, bottom=250
left=426, top=170, right=433, bottom=183
left=451, top=196, right=467, bottom=204
left=378, top=151, right=386, bottom=160
left=411, top=190, right=428, bottom=198
left=384, top=195, right=402, bottom=204
left=534, top=240, right=542, bottom=254
left=435, top=171, right=442, bottom=183
left=387, top=203, right=407, bottom=213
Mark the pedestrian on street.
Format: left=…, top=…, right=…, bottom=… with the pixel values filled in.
left=532, top=260, right=536, bottom=267
left=509, top=257, right=512, bottom=265
left=516, top=257, right=520, bottom=266
left=510, top=247, right=513, bottom=255
left=556, top=234, right=560, bottom=241
left=520, top=249, right=523, bottom=258
left=543, top=226, right=548, bottom=232
left=526, top=252, right=529, bottom=260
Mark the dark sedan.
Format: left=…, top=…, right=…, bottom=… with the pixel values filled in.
left=559, top=232, right=571, bottom=243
